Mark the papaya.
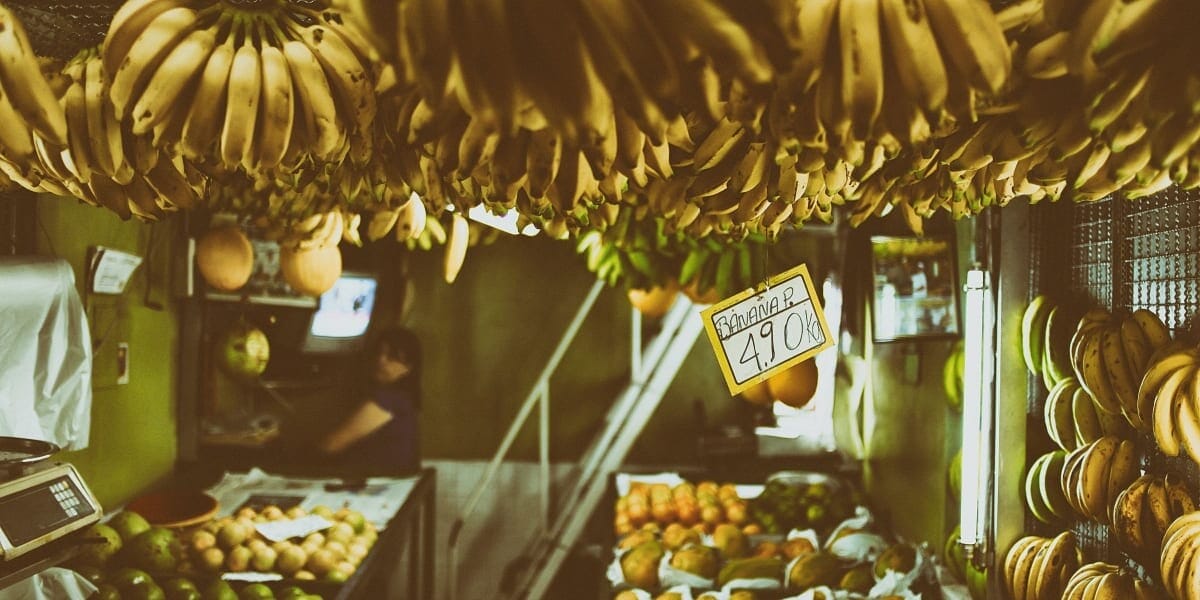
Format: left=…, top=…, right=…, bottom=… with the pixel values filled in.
left=839, top=564, right=874, bottom=594
left=620, top=540, right=664, bottom=590
left=711, top=523, right=749, bottom=559
left=874, top=543, right=917, bottom=578
left=669, top=545, right=718, bottom=580
left=786, top=552, right=844, bottom=590
left=717, top=557, right=784, bottom=587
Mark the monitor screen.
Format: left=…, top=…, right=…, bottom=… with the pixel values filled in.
left=301, top=273, right=378, bottom=353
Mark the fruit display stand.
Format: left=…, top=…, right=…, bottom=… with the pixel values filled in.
left=597, top=468, right=954, bottom=599
left=999, top=189, right=1200, bottom=597
left=69, top=468, right=434, bottom=600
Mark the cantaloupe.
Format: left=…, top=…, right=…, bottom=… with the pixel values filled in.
left=627, top=281, right=679, bottom=318
left=195, top=224, right=253, bottom=291
left=767, top=358, right=819, bottom=408
left=280, top=245, right=341, bottom=296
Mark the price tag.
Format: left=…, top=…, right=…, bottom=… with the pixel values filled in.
left=700, top=264, right=834, bottom=395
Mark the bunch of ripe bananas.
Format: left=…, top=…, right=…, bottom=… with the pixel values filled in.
left=101, top=0, right=377, bottom=174
left=1112, top=474, right=1197, bottom=557
left=0, top=5, right=69, bottom=187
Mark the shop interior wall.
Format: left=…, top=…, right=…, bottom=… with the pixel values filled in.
left=35, top=196, right=178, bottom=509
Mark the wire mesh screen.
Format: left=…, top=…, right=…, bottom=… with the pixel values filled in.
left=6, top=3, right=120, bottom=60
left=1026, top=188, right=1200, bottom=586
left=1122, top=190, right=1200, bottom=336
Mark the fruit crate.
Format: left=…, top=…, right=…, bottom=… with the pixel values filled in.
left=1025, top=187, right=1200, bottom=587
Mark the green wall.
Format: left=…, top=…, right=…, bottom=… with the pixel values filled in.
left=35, top=196, right=178, bottom=510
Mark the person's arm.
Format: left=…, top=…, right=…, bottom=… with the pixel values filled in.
left=318, top=400, right=395, bottom=455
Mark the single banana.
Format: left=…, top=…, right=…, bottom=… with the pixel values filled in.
left=1073, top=386, right=1104, bottom=446
left=880, top=0, right=949, bottom=111
left=220, top=36, right=262, bottom=171
left=1022, top=295, right=1053, bottom=375
left=394, top=194, right=428, bottom=241
left=774, top=0, right=838, bottom=91
left=130, top=25, right=217, bottom=136
left=1104, top=440, right=1138, bottom=524
left=1154, top=365, right=1196, bottom=456
left=0, top=76, right=38, bottom=175
left=1080, top=436, right=1118, bottom=521
left=1100, top=325, right=1142, bottom=430
left=107, top=6, right=198, bottom=119
left=281, top=39, right=345, bottom=161
left=254, top=44, right=296, bottom=172
left=1120, top=317, right=1152, bottom=378
left=179, top=35, right=235, bottom=162
left=1112, top=475, right=1151, bottom=549
left=0, top=5, right=68, bottom=145
left=1176, top=369, right=1200, bottom=465
left=443, top=213, right=470, bottom=284
left=286, top=20, right=375, bottom=138
left=1131, top=308, right=1173, bottom=350
left=923, top=0, right=1012, bottom=94
left=1082, top=327, right=1123, bottom=414
left=1023, top=31, right=1071, bottom=79
left=838, top=0, right=884, bottom=139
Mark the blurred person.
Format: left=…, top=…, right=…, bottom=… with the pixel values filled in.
left=318, top=327, right=421, bottom=476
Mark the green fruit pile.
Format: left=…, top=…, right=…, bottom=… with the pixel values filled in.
left=748, top=480, right=853, bottom=535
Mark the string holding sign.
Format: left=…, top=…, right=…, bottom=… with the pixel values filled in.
left=700, top=263, right=835, bottom=395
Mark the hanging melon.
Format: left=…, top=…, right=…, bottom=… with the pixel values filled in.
left=280, top=244, right=342, bottom=296
left=739, top=379, right=773, bottom=407
left=767, top=358, right=819, bottom=408
left=195, top=224, right=254, bottom=291
left=627, top=281, right=679, bottom=318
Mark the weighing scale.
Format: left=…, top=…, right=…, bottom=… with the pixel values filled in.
left=0, top=438, right=100, bottom=563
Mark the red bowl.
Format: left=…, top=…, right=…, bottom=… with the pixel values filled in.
left=125, top=490, right=219, bottom=529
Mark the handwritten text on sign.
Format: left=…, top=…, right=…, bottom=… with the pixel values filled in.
left=701, top=264, right=834, bottom=395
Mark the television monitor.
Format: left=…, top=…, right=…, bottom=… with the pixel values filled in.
left=299, top=271, right=378, bottom=355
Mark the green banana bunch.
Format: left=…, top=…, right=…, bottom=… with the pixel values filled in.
left=575, top=210, right=681, bottom=291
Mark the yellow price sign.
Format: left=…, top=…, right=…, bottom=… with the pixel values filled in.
left=700, top=263, right=834, bottom=395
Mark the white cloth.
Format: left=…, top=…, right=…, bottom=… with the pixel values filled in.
left=0, top=258, right=92, bottom=450
left=0, top=567, right=97, bottom=600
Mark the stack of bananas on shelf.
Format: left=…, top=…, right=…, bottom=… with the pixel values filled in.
left=1161, top=510, right=1200, bottom=600
left=1002, top=531, right=1080, bottom=600
left=1058, top=435, right=1140, bottom=524
left=1044, top=376, right=1132, bottom=451
left=1024, top=450, right=1072, bottom=524
left=101, top=0, right=377, bottom=173
left=1145, top=341, right=1200, bottom=466
left=1021, top=295, right=1084, bottom=392
left=1112, top=474, right=1197, bottom=556
left=0, top=3, right=68, bottom=185
left=1070, top=307, right=1174, bottom=432
left=1061, top=561, right=1157, bottom=599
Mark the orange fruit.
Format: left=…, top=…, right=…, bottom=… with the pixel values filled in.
left=767, top=358, right=819, bottom=408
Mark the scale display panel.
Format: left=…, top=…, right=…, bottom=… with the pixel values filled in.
left=0, top=476, right=87, bottom=548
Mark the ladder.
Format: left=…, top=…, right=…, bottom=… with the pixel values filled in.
left=445, top=279, right=706, bottom=600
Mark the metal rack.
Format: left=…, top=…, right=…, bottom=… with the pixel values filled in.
left=1025, top=188, right=1200, bottom=584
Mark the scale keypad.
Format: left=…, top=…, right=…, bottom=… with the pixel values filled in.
left=50, top=481, right=81, bottom=517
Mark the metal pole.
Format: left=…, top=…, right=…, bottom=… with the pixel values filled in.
left=538, top=381, right=551, bottom=531
left=631, top=306, right=642, bottom=381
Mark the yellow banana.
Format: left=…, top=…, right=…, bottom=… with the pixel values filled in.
left=254, top=44, right=296, bottom=172
left=180, top=35, right=235, bottom=162
left=286, top=20, right=375, bottom=138
left=838, top=0, right=884, bottom=139
left=130, top=26, right=217, bottom=136
left=773, top=0, right=838, bottom=91
left=281, top=39, right=345, bottom=161
left=0, top=5, right=68, bottom=145
left=220, top=37, right=262, bottom=171
left=880, top=0, right=948, bottom=111
left=923, top=0, right=1012, bottom=94
left=107, top=6, right=197, bottom=119
left=444, top=213, right=470, bottom=284
left=1154, top=365, right=1196, bottom=456
left=395, top=194, right=428, bottom=241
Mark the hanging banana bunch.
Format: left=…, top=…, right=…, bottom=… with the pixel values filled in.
left=101, top=0, right=379, bottom=175
left=0, top=3, right=69, bottom=184
left=5, top=47, right=203, bottom=221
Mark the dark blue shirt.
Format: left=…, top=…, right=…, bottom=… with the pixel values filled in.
left=344, top=386, right=420, bottom=476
